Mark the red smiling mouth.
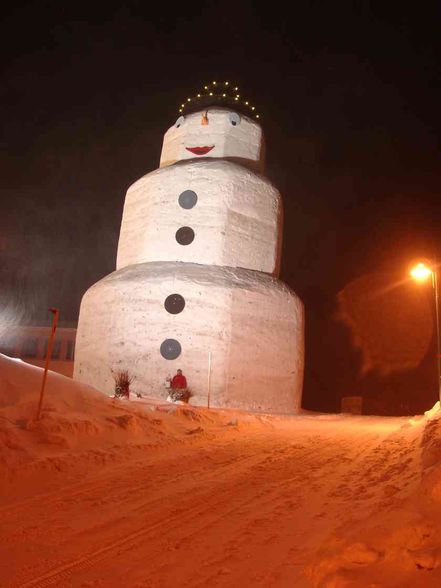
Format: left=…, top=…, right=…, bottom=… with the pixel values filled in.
left=185, top=145, right=214, bottom=156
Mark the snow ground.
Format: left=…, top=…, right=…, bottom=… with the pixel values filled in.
left=1, top=353, right=441, bottom=587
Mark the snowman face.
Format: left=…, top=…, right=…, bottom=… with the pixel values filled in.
left=159, top=108, right=264, bottom=169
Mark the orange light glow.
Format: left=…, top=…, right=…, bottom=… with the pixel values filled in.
left=410, top=262, right=433, bottom=281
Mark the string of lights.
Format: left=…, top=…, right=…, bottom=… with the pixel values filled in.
left=178, top=81, right=260, bottom=119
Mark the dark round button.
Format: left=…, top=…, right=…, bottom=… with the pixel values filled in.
left=160, top=339, right=182, bottom=360
left=178, top=190, right=198, bottom=209
left=164, top=294, right=185, bottom=314
left=175, top=226, right=195, bottom=245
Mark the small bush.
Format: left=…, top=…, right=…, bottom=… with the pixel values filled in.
left=169, top=388, right=191, bottom=403
left=112, top=369, right=134, bottom=398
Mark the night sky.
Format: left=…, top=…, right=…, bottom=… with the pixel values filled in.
left=1, top=1, right=441, bottom=413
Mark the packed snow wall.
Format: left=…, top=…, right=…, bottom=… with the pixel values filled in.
left=74, top=106, right=304, bottom=414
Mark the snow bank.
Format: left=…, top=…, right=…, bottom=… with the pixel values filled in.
left=305, top=403, right=441, bottom=587
left=0, top=354, right=256, bottom=489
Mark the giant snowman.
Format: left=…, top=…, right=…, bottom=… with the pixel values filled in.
left=74, top=82, right=304, bottom=413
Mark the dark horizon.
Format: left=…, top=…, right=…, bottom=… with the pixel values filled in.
left=1, top=1, right=441, bottom=414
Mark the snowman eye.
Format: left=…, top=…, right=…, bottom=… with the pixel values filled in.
left=228, top=112, right=241, bottom=126
left=175, top=116, right=185, bottom=128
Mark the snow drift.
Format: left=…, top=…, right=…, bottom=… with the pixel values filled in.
left=305, top=405, right=441, bottom=587
left=0, top=353, right=248, bottom=487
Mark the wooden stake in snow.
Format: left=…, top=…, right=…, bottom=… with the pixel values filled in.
left=207, top=351, right=212, bottom=409
left=36, top=307, right=59, bottom=421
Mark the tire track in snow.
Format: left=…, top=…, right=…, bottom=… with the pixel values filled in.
left=6, top=423, right=408, bottom=588
left=162, top=433, right=410, bottom=588
left=0, top=435, right=263, bottom=521
left=166, top=453, right=346, bottom=586
left=105, top=438, right=354, bottom=586
left=8, top=437, right=302, bottom=587
left=9, top=441, right=311, bottom=588
left=0, top=439, right=206, bottom=516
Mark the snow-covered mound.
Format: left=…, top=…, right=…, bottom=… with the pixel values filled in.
left=0, top=353, right=249, bottom=483
left=0, top=353, right=107, bottom=414
left=0, top=355, right=146, bottom=472
left=305, top=404, right=441, bottom=587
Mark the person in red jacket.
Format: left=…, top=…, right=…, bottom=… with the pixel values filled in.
left=171, top=369, right=187, bottom=390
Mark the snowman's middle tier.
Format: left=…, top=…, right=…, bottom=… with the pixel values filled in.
left=117, top=159, right=282, bottom=275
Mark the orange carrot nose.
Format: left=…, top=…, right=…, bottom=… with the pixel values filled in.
left=201, top=112, right=209, bottom=125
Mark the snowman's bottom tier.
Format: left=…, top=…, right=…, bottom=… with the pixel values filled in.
left=74, top=262, right=304, bottom=414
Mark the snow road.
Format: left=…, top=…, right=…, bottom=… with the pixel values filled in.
left=0, top=414, right=423, bottom=588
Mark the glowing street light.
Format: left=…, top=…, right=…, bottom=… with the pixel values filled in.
left=410, top=260, right=441, bottom=401
left=410, top=262, right=433, bottom=281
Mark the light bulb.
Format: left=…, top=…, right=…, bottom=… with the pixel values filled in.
left=410, top=262, right=433, bottom=281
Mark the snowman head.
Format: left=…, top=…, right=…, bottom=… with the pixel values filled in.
left=159, top=108, right=264, bottom=171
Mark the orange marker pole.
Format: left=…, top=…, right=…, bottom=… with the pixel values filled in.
left=36, top=308, right=59, bottom=421
left=207, top=351, right=212, bottom=409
